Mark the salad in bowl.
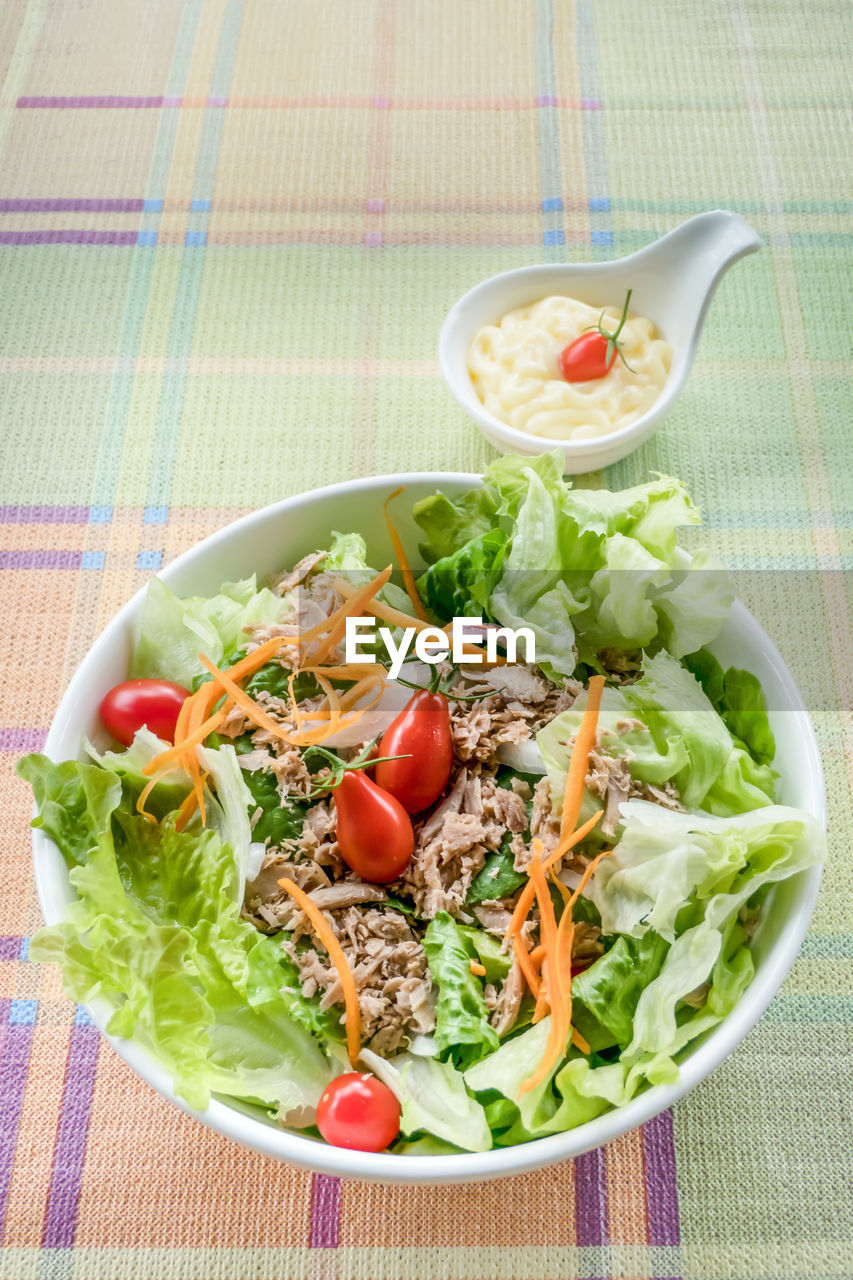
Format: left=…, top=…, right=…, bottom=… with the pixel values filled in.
left=20, top=452, right=825, bottom=1165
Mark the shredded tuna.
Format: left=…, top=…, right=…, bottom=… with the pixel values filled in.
left=242, top=854, right=331, bottom=932
left=274, top=550, right=327, bottom=593
left=597, top=647, right=643, bottom=684
left=586, top=747, right=683, bottom=836
left=282, top=905, right=435, bottom=1055
left=447, top=670, right=581, bottom=764
left=294, top=800, right=344, bottom=874
left=488, top=955, right=525, bottom=1037
left=526, top=776, right=561, bottom=863
left=399, top=767, right=521, bottom=919
left=572, top=920, right=604, bottom=965
left=472, top=898, right=516, bottom=936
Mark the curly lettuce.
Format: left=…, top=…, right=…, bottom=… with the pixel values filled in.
left=413, top=451, right=733, bottom=676
left=18, top=753, right=334, bottom=1116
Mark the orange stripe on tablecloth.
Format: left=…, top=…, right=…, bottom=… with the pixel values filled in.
left=605, top=1125, right=650, bottom=1245
left=338, top=1162, right=576, bottom=1247
left=73, top=1055, right=313, bottom=1247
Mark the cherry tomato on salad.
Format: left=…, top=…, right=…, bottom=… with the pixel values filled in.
left=316, top=1072, right=401, bottom=1152
left=99, top=678, right=189, bottom=747
left=333, top=770, right=415, bottom=883
left=374, top=688, right=453, bottom=814
left=559, top=287, right=634, bottom=383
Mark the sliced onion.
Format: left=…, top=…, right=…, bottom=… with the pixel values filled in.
left=495, top=739, right=547, bottom=775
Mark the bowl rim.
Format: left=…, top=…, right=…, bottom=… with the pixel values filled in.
left=32, top=471, right=826, bottom=1185
left=438, top=261, right=686, bottom=458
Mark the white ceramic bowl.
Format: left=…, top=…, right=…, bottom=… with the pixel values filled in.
left=439, top=211, right=762, bottom=473
left=33, top=473, right=824, bottom=1184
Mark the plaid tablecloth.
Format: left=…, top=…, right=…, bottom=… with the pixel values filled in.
left=1, top=1, right=851, bottom=1277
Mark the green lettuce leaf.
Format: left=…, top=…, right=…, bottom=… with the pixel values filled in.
left=572, top=930, right=670, bottom=1049
left=417, top=528, right=509, bottom=620
left=84, top=728, right=188, bottom=819
left=131, top=575, right=291, bottom=687
left=413, top=453, right=733, bottom=678
left=684, top=649, right=776, bottom=767
left=360, top=1048, right=492, bottom=1152
left=464, top=1017, right=561, bottom=1142
left=233, top=736, right=306, bottom=848
left=422, top=912, right=499, bottom=1066
left=591, top=799, right=825, bottom=943
left=19, top=753, right=333, bottom=1115
left=537, top=650, right=777, bottom=821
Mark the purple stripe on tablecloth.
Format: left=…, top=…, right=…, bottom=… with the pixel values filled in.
left=309, top=1173, right=341, bottom=1248
left=644, top=1109, right=681, bottom=1246
left=17, top=95, right=167, bottom=108
left=0, top=505, right=90, bottom=523
left=0, top=199, right=144, bottom=213
left=0, top=940, right=22, bottom=961
left=0, top=728, right=47, bottom=751
left=575, top=1144, right=609, bottom=1248
left=0, top=230, right=138, bottom=245
left=0, top=550, right=82, bottom=569
left=42, top=1023, right=100, bottom=1248
left=0, top=1005, right=36, bottom=1235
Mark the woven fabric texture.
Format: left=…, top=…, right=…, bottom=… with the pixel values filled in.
left=1, top=1, right=851, bottom=1277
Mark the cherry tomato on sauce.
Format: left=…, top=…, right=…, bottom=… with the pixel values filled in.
left=559, top=287, right=634, bottom=384
left=374, top=689, right=453, bottom=814
left=99, top=678, right=189, bottom=747
left=316, top=1072, right=401, bottom=1152
left=333, top=770, right=415, bottom=883
left=559, top=330, right=617, bottom=383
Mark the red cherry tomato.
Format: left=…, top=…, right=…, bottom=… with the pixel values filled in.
left=333, top=770, right=415, bottom=883
left=559, top=330, right=616, bottom=382
left=99, top=678, right=189, bottom=747
left=316, top=1072, right=401, bottom=1152
left=374, top=689, right=454, bottom=814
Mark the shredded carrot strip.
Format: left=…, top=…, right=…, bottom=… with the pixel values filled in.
left=512, top=934, right=541, bottom=998
left=532, top=959, right=550, bottom=1025
left=277, top=877, right=361, bottom=1067
left=186, top=686, right=221, bottom=825
left=313, top=671, right=341, bottom=734
left=290, top=673, right=385, bottom=721
left=174, top=786, right=200, bottom=833
left=571, top=1027, right=591, bottom=1055
left=520, top=855, right=568, bottom=1092
left=135, top=766, right=173, bottom=822
left=221, top=637, right=288, bottom=685
left=567, top=847, right=613, bottom=909
left=202, top=652, right=387, bottom=749
left=384, top=487, right=428, bottom=622
left=336, top=674, right=385, bottom=713
left=197, top=654, right=298, bottom=745
left=529, top=944, right=546, bottom=968
left=548, top=867, right=572, bottom=905
left=469, top=960, right=487, bottom=977
left=297, top=664, right=387, bottom=681
left=503, top=812, right=602, bottom=950
left=141, top=705, right=228, bottom=775
left=298, top=566, right=392, bottom=656
left=173, top=690, right=194, bottom=751
left=287, top=671, right=307, bottom=736
left=559, top=674, right=605, bottom=842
